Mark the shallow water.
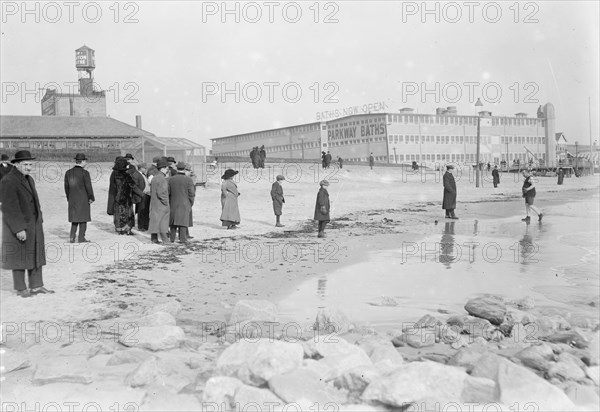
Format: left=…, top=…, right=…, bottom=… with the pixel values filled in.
left=278, top=194, right=600, bottom=328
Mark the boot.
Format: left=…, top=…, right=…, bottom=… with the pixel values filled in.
left=317, top=231, right=325, bottom=238
left=521, top=216, right=531, bottom=222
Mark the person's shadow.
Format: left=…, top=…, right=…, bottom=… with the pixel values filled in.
left=440, top=221, right=456, bottom=269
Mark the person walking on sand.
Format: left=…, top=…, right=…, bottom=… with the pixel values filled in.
left=168, top=162, right=196, bottom=243
left=314, top=180, right=331, bottom=238
left=521, top=170, right=543, bottom=223
left=220, top=169, right=241, bottom=229
left=271, top=174, right=285, bottom=227
left=149, top=158, right=171, bottom=244
left=492, top=165, right=500, bottom=188
left=0, top=150, right=54, bottom=297
left=369, top=153, right=375, bottom=170
left=338, top=156, right=343, bottom=169
left=442, top=165, right=458, bottom=219
left=64, top=153, right=95, bottom=243
left=557, top=167, right=565, bottom=185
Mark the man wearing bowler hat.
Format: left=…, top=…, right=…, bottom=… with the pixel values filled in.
left=0, top=150, right=54, bottom=297
left=64, top=153, right=95, bottom=243
left=271, top=174, right=285, bottom=227
left=0, top=153, right=14, bottom=181
left=442, top=164, right=458, bottom=219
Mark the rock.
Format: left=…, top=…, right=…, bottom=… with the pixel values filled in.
left=354, top=335, right=403, bottom=365
left=447, top=344, right=488, bottom=373
left=544, top=329, right=589, bottom=349
left=216, top=339, right=304, bottom=386
left=337, top=405, right=389, bottom=411
left=512, top=343, right=554, bottom=371
left=439, top=324, right=462, bottom=344
left=229, top=300, right=279, bottom=325
left=139, top=388, right=203, bottom=411
left=120, top=325, right=185, bottom=351
left=138, top=311, right=177, bottom=327
left=399, top=328, right=436, bottom=348
left=586, top=332, right=599, bottom=365
left=450, top=335, right=469, bottom=349
left=564, top=382, right=600, bottom=411
left=313, top=336, right=372, bottom=380
left=506, top=308, right=537, bottom=326
left=548, top=353, right=587, bottom=382
left=107, top=348, right=153, bottom=366
left=461, top=376, right=498, bottom=403
left=512, top=296, right=536, bottom=310
left=202, top=376, right=244, bottom=409
left=536, top=316, right=573, bottom=337
left=125, top=356, right=164, bottom=388
left=509, top=322, right=538, bottom=345
left=471, top=353, right=576, bottom=411
left=585, top=365, right=599, bottom=386
left=270, top=368, right=347, bottom=404
left=32, top=356, right=93, bottom=385
left=233, top=384, right=285, bottom=411
left=361, top=361, right=471, bottom=407
left=302, top=359, right=334, bottom=382
left=57, top=342, right=115, bottom=359
left=462, top=316, right=497, bottom=339
left=145, top=301, right=182, bottom=317
left=414, top=314, right=443, bottom=328
left=334, top=365, right=381, bottom=395
left=464, top=295, right=506, bottom=326
left=314, top=307, right=353, bottom=335
left=421, top=353, right=450, bottom=364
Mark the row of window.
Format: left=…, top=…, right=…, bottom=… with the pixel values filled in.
left=388, top=135, right=547, bottom=145
left=390, top=152, right=544, bottom=162
left=328, top=116, right=386, bottom=129
left=329, top=137, right=386, bottom=147
left=387, top=114, right=545, bottom=127
left=1, top=140, right=131, bottom=149
left=214, top=124, right=320, bottom=145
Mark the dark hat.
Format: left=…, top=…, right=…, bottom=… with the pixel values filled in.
left=1, top=154, right=9, bottom=161
left=138, top=162, right=148, bottom=169
left=152, top=156, right=161, bottom=163
left=11, top=150, right=36, bottom=163
left=113, top=157, right=129, bottom=171
left=176, top=161, right=186, bottom=170
left=156, top=158, right=169, bottom=169
left=74, top=153, right=87, bottom=161
left=167, top=156, right=176, bottom=163
left=319, top=180, right=330, bottom=186
left=446, top=165, right=455, bottom=170
left=276, top=174, right=285, bottom=181
left=124, top=153, right=134, bottom=160
left=221, top=169, right=238, bottom=180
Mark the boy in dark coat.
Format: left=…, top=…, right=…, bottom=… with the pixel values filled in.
left=314, top=180, right=330, bottom=238
left=442, top=165, right=458, bottom=219
left=64, top=153, right=95, bottom=243
left=271, top=175, right=285, bottom=227
left=0, top=151, right=54, bottom=297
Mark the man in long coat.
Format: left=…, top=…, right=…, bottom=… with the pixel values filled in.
left=0, top=150, right=54, bottom=297
left=64, top=153, right=95, bottom=243
left=168, top=162, right=195, bottom=243
left=0, top=153, right=13, bottom=180
left=442, top=165, right=458, bottom=219
left=270, top=174, right=285, bottom=227
left=259, top=145, right=266, bottom=168
left=557, top=168, right=565, bottom=185
left=492, top=165, right=500, bottom=188
left=369, top=153, right=375, bottom=170
left=314, top=180, right=331, bottom=238
left=149, top=158, right=171, bottom=244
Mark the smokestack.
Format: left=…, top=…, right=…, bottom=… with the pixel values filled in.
left=136, top=115, right=142, bottom=129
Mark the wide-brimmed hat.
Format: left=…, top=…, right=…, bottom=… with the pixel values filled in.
left=221, top=169, right=238, bottom=180
left=113, top=157, right=129, bottom=171
left=446, top=165, right=455, bottom=170
left=11, top=150, right=36, bottom=163
left=167, top=156, right=176, bottom=163
left=156, top=158, right=169, bottom=169
left=124, top=153, right=134, bottom=160
left=152, top=156, right=161, bottom=163
left=276, top=174, right=285, bottom=181
left=74, top=153, right=87, bottom=161
left=319, top=180, right=330, bottom=186
left=176, top=161, right=186, bottom=170
left=1, top=154, right=9, bottom=161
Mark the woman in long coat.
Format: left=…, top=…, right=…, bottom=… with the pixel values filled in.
left=442, top=165, right=457, bottom=219
left=557, top=168, right=565, bottom=185
left=492, top=166, right=500, bottom=188
left=107, top=157, right=136, bottom=234
left=149, top=159, right=170, bottom=243
left=314, top=180, right=330, bottom=238
left=220, top=169, right=241, bottom=229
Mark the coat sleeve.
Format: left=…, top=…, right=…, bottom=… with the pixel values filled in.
left=84, top=170, right=95, bottom=202
left=64, top=171, right=70, bottom=199
left=107, top=172, right=116, bottom=214
left=188, top=177, right=195, bottom=206
left=157, top=177, right=169, bottom=206
left=0, top=178, right=27, bottom=234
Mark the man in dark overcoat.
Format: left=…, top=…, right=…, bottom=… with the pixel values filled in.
left=270, top=174, right=285, bottom=227
left=0, top=154, right=14, bottom=180
left=314, top=180, right=331, bottom=238
left=64, top=153, right=95, bottom=243
left=149, top=158, right=171, bottom=244
left=369, top=153, right=375, bottom=170
left=259, top=145, right=266, bottom=168
left=0, top=151, right=54, bottom=297
left=168, top=162, right=195, bottom=243
left=557, top=168, right=565, bottom=185
left=442, top=165, right=458, bottom=219
left=492, top=165, right=500, bottom=188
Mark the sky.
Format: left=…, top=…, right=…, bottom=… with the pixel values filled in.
left=1, top=1, right=599, bottom=150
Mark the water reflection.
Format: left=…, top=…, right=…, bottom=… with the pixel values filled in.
left=473, top=219, right=479, bottom=235
left=518, top=224, right=539, bottom=273
left=317, top=276, right=327, bottom=301
left=440, top=221, right=456, bottom=269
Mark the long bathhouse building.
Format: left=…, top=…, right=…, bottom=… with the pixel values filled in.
left=211, top=103, right=557, bottom=167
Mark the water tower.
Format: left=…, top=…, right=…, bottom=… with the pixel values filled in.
left=76, top=45, right=96, bottom=96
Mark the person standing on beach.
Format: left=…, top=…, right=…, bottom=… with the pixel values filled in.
left=369, top=153, right=375, bottom=170
left=64, top=153, right=95, bottom=243
left=314, top=180, right=330, bottom=238
left=136, top=162, right=151, bottom=231
left=149, top=158, right=171, bottom=244
left=107, top=157, right=136, bottom=235
left=259, top=145, right=266, bottom=168
left=168, top=162, right=195, bottom=243
left=325, top=151, right=332, bottom=168
left=271, top=174, right=285, bottom=227
left=0, top=150, right=54, bottom=297
left=220, top=169, right=241, bottom=229
left=521, top=170, right=543, bottom=222
left=0, top=154, right=13, bottom=180
left=557, top=168, right=565, bottom=185
left=492, top=165, right=500, bottom=188
left=338, top=156, right=343, bottom=169
left=442, top=165, right=458, bottom=219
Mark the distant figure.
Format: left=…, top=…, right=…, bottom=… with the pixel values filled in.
left=521, top=170, right=543, bottom=223
left=442, top=165, right=458, bottom=219
left=412, top=161, right=419, bottom=171
left=325, top=151, right=332, bottom=168
left=0, top=154, right=13, bottom=181
left=220, top=169, right=241, bottom=229
left=338, top=156, right=343, bottom=169
left=250, top=147, right=259, bottom=169
left=492, top=165, right=500, bottom=188
left=487, top=162, right=491, bottom=172
left=369, top=153, right=375, bottom=170
left=64, top=153, right=95, bottom=243
left=149, top=158, right=171, bottom=244
left=271, top=174, right=285, bottom=227
left=168, top=162, right=195, bottom=243
left=321, top=152, right=327, bottom=169
left=259, top=145, right=266, bottom=168
left=314, top=180, right=330, bottom=238
left=557, top=168, right=565, bottom=185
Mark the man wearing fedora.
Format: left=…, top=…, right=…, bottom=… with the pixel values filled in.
left=64, top=153, right=95, bottom=243
left=0, top=153, right=14, bottom=181
left=149, top=158, right=171, bottom=244
left=270, top=175, right=285, bottom=227
left=168, top=161, right=196, bottom=243
left=0, top=150, right=54, bottom=297
left=442, top=164, right=458, bottom=219
left=314, top=180, right=331, bottom=238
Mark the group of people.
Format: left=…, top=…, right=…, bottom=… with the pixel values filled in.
left=250, top=146, right=266, bottom=169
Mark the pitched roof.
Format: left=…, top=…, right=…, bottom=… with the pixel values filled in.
left=0, top=115, right=155, bottom=138
left=555, top=132, right=567, bottom=142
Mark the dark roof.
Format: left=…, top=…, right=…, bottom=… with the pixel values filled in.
left=0, top=115, right=155, bottom=138
left=555, top=132, right=566, bottom=142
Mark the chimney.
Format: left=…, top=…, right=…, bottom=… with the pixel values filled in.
left=135, top=115, right=142, bottom=129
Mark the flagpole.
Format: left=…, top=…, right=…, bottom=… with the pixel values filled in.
left=589, top=96, right=593, bottom=174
